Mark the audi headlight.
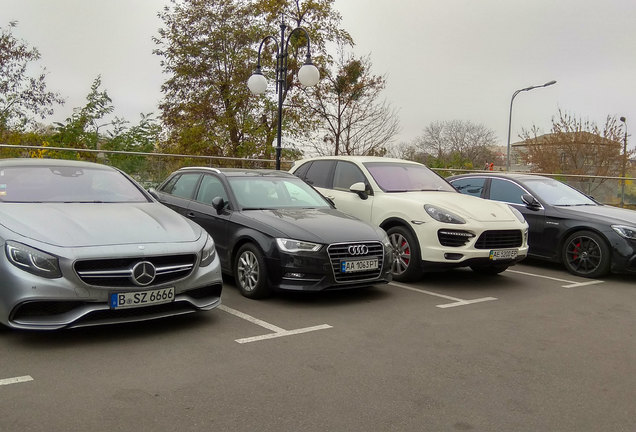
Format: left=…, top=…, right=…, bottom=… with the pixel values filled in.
left=276, top=238, right=322, bottom=253
left=376, top=228, right=391, bottom=249
left=199, top=234, right=217, bottom=267
left=508, top=205, right=527, bottom=224
left=5, top=241, right=62, bottom=278
left=611, top=225, right=636, bottom=240
left=424, top=204, right=466, bottom=224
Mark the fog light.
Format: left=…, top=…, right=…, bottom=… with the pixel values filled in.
left=284, top=272, right=305, bottom=279
left=444, top=253, right=463, bottom=260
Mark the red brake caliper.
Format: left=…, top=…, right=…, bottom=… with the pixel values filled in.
left=573, top=241, right=581, bottom=260
left=402, top=240, right=410, bottom=264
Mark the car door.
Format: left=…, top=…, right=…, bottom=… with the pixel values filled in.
left=325, top=161, right=376, bottom=223
left=156, top=172, right=202, bottom=216
left=186, top=174, right=232, bottom=271
left=487, top=178, right=550, bottom=258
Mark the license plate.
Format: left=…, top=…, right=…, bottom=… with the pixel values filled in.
left=110, top=287, right=175, bottom=309
left=489, top=249, right=518, bottom=261
left=341, top=258, right=378, bottom=273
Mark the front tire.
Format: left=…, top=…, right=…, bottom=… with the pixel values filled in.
left=562, top=230, right=610, bottom=278
left=234, top=243, right=271, bottom=299
left=387, top=226, right=422, bottom=282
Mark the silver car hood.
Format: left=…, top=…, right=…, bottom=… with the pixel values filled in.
left=0, top=203, right=202, bottom=247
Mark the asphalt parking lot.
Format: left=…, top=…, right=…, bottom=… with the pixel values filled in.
left=1, top=260, right=634, bottom=432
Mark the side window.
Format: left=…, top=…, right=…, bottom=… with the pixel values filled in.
left=292, top=162, right=310, bottom=179
left=489, top=179, right=525, bottom=204
left=160, top=173, right=201, bottom=199
left=303, top=160, right=334, bottom=188
left=451, top=177, right=486, bottom=198
left=195, top=175, right=228, bottom=205
left=333, top=161, right=366, bottom=191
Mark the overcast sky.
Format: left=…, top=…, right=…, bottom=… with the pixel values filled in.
left=3, top=0, right=636, bottom=152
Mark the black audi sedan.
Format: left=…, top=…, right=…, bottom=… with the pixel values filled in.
left=151, top=168, right=392, bottom=298
left=447, top=173, right=636, bottom=278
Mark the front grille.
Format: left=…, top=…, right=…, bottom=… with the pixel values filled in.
left=74, top=254, right=197, bottom=287
left=475, top=230, right=523, bottom=249
left=327, top=241, right=384, bottom=283
left=438, top=230, right=475, bottom=247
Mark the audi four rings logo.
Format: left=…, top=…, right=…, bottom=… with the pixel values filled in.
left=348, top=245, right=369, bottom=255
left=131, top=261, right=156, bottom=286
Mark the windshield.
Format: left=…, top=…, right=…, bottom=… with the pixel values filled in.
left=525, top=177, right=597, bottom=206
left=0, top=165, right=149, bottom=203
left=364, top=161, right=455, bottom=192
left=228, top=176, right=331, bottom=209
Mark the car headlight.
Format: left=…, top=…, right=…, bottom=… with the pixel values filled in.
left=611, top=225, right=636, bottom=240
left=508, top=205, right=527, bottom=224
left=424, top=204, right=466, bottom=224
left=199, top=234, right=217, bottom=267
left=276, top=238, right=322, bottom=253
left=376, top=228, right=391, bottom=248
left=5, top=241, right=62, bottom=278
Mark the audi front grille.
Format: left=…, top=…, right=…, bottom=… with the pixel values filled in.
left=74, top=254, right=197, bottom=287
left=475, top=230, right=523, bottom=249
left=327, top=241, right=384, bottom=283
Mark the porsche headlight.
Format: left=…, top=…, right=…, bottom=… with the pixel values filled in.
left=5, top=241, right=62, bottom=278
left=508, top=205, right=527, bottom=224
left=276, top=238, right=322, bottom=253
left=199, top=234, right=217, bottom=267
left=611, top=225, right=636, bottom=240
left=424, top=204, right=466, bottom=224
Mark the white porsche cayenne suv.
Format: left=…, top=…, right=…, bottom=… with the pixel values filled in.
left=290, top=156, right=529, bottom=282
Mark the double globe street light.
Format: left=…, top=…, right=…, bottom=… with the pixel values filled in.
left=247, top=16, right=320, bottom=170
left=506, top=80, right=557, bottom=171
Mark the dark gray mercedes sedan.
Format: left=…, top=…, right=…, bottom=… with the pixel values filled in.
left=0, top=158, right=223, bottom=330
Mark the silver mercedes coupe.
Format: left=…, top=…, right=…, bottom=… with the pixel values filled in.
left=0, top=158, right=223, bottom=330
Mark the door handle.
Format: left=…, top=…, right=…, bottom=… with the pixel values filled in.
left=186, top=212, right=196, bottom=218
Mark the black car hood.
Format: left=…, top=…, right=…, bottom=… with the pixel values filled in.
left=553, top=204, right=636, bottom=226
left=239, top=208, right=383, bottom=244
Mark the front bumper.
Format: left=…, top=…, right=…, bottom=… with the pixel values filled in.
left=266, top=243, right=393, bottom=292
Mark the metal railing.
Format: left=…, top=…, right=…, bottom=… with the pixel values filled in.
left=1, top=143, right=634, bottom=207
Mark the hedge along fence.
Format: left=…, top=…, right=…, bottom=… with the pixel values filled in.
left=1, top=143, right=634, bottom=208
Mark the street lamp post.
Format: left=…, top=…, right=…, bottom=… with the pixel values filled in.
left=620, top=116, right=628, bottom=207
left=247, top=15, right=320, bottom=170
left=506, top=80, right=557, bottom=171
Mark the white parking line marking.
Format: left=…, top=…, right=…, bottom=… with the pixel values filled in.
left=0, top=375, right=33, bottom=386
left=219, top=305, right=332, bottom=344
left=506, top=269, right=604, bottom=288
left=235, top=325, right=333, bottom=344
left=389, top=282, right=497, bottom=308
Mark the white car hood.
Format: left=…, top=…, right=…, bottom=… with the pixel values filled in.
left=413, top=191, right=516, bottom=222
left=0, top=203, right=201, bottom=247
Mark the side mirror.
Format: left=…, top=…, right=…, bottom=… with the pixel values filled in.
left=521, top=193, right=541, bottom=210
left=211, top=196, right=225, bottom=214
left=350, top=182, right=369, bottom=200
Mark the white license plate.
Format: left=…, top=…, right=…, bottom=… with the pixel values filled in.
left=341, top=258, right=378, bottom=273
left=489, top=249, right=518, bottom=261
left=110, top=287, right=175, bottom=309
